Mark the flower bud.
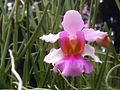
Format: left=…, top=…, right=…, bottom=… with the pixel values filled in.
left=96, top=36, right=111, bottom=47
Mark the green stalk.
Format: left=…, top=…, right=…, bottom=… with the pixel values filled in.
left=94, top=49, right=109, bottom=90
left=17, top=2, right=50, bottom=59
left=0, top=0, right=7, bottom=18
left=59, top=71, right=78, bottom=90
left=0, top=21, right=12, bottom=69
left=52, top=0, right=65, bottom=33
left=79, top=0, right=86, bottom=14
left=79, top=76, right=83, bottom=90
left=1, top=16, right=6, bottom=57
left=30, top=52, right=41, bottom=87
left=50, top=74, right=56, bottom=89
left=20, top=0, right=27, bottom=22
left=0, top=34, right=4, bottom=46
left=13, top=0, right=19, bottom=59
left=42, top=65, right=51, bottom=87
left=17, top=0, right=37, bottom=66
left=8, top=2, right=15, bottom=20
left=0, top=0, right=7, bottom=69
left=89, top=0, right=94, bottom=27
left=105, top=64, right=120, bottom=89
left=79, top=0, right=83, bottom=14
left=91, top=0, right=100, bottom=28
left=22, top=0, right=29, bottom=86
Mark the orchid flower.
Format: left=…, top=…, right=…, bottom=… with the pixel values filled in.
left=40, top=10, right=108, bottom=77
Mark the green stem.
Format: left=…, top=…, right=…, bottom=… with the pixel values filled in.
left=20, top=0, right=27, bottom=22
left=79, top=0, right=86, bottom=14
left=52, top=0, right=65, bottom=33
left=94, top=49, right=109, bottom=90
left=17, top=2, right=50, bottom=59
left=0, top=0, right=7, bottom=69
left=0, top=22, right=12, bottom=69
left=105, top=64, right=120, bottom=89
left=89, top=0, right=94, bottom=27
left=22, top=0, right=29, bottom=86
left=1, top=15, right=6, bottom=57
left=50, top=74, right=56, bottom=89
left=59, top=70, right=78, bottom=90
left=0, top=0, right=7, bottom=18
left=91, top=0, right=100, bottom=28
left=42, top=65, right=51, bottom=87
left=30, top=52, right=41, bottom=87
left=13, top=0, right=19, bottom=59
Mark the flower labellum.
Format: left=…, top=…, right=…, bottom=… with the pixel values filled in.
left=40, top=10, right=108, bottom=77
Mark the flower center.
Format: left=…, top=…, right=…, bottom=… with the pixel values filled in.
left=60, top=31, right=85, bottom=56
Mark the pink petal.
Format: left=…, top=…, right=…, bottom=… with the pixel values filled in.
left=62, top=10, right=84, bottom=36
left=82, top=28, right=108, bottom=42
left=82, top=44, right=102, bottom=63
left=40, top=32, right=61, bottom=43
left=53, top=56, right=93, bottom=77
left=84, top=60, right=94, bottom=73
left=44, top=48, right=64, bottom=65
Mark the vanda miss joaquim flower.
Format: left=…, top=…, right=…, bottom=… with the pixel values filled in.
left=40, top=10, right=109, bottom=77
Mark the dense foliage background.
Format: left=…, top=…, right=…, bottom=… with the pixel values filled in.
left=0, top=0, right=120, bottom=89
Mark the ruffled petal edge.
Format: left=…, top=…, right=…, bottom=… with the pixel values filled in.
left=44, top=48, right=64, bottom=65
left=40, top=32, right=61, bottom=43
left=82, top=44, right=102, bottom=63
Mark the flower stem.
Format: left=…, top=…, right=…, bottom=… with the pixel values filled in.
left=1, top=22, right=12, bottom=69
left=22, top=0, right=29, bottom=86
left=13, top=0, right=19, bottom=59
left=0, top=0, right=7, bottom=69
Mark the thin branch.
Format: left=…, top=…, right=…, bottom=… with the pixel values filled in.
left=105, top=64, right=120, bottom=90
left=20, top=0, right=24, bottom=5
left=58, top=70, right=79, bottom=90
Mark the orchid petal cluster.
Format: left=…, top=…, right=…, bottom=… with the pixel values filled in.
left=40, top=10, right=108, bottom=77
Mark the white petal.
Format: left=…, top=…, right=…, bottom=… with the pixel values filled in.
left=44, top=48, right=64, bottom=65
left=82, top=44, right=102, bottom=63
left=82, top=28, right=108, bottom=42
left=39, top=32, right=61, bottom=43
